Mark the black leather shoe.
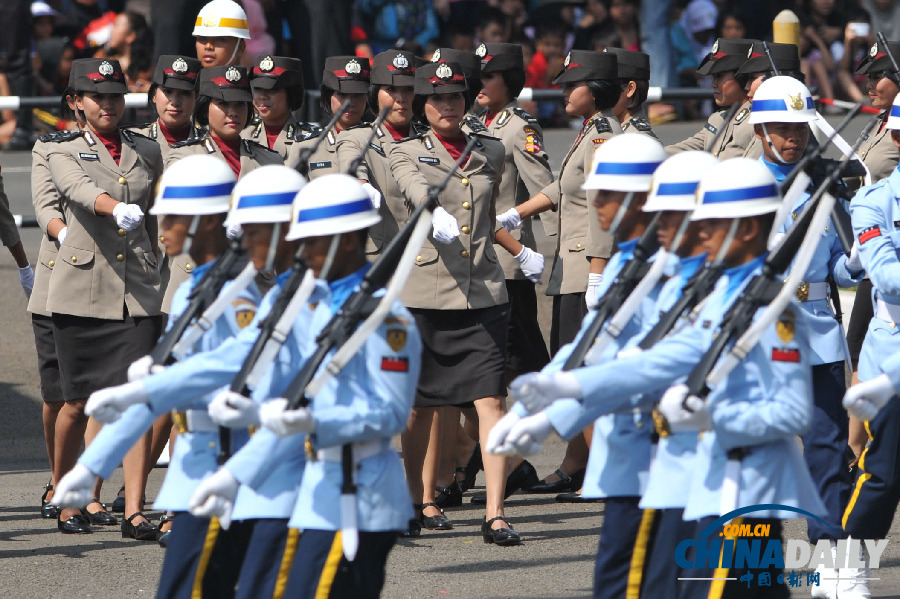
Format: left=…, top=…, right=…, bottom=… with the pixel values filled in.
left=111, top=486, right=126, bottom=513
left=434, top=480, right=463, bottom=508
left=481, top=516, right=521, bottom=546
left=470, top=459, right=542, bottom=504
left=58, top=513, right=92, bottom=534
left=555, top=491, right=602, bottom=503
left=84, top=500, right=118, bottom=525
left=527, top=468, right=585, bottom=494
left=122, top=513, right=158, bottom=541
left=418, top=502, right=453, bottom=530
left=458, top=443, right=483, bottom=492
left=401, top=518, right=422, bottom=538
left=41, top=482, right=58, bottom=519
left=157, top=513, right=173, bottom=548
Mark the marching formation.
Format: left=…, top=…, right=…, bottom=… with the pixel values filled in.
left=3, top=0, right=900, bottom=597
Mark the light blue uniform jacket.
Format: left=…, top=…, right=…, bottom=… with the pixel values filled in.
left=765, top=158, right=862, bottom=366
left=853, top=168, right=900, bottom=383
left=78, top=259, right=260, bottom=511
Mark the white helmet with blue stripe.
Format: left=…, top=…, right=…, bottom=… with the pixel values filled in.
left=748, top=76, right=816, bottom=124
left=287, top=174, right=381, bottom=241
left=643, top=151, right=720, bottom=213
left=886, top=92, right=900, bottom=130
left=582, top=133, right=667, bottom=192
left=151, top=155, right=236, bottom=216
left=691, top=158, right=781, bottom=220
left=225, top=165, right=306, bottom=227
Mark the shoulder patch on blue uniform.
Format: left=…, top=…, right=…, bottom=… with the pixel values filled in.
left=232, top=297, right=257, bottom=329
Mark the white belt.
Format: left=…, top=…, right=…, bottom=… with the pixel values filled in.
left=175, top=409, right=219, bottom=433
left=317, top=439, right=390, bottom=463
left=795, top=281, right=829, bottom=302
left=876, top=298, right=900, bottom=325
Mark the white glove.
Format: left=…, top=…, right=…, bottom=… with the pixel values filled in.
left=847, top=240, right=864, bottom=273
left=509, top=371, right=582, bottom=413
left=57, top=226, right=68, bottom=244
left=85, top=381, right=149, bottom=423
left=112, top=202, right=144, bottom=231
left=19, top=264, right=34, bottom=298
left=362, top=182, right=382, bottom=210
left=505, top=412, right=553, bottom=456
left=431, top=206, right=460, bottom=244
left=658, top=384, right=711, bottom=433
left=226, top=223, right=242, bottom=240
left=515, top=246, right=544, bottom=284
left=486, top=411, right=521, bottom=455
left=260, top=398, right=315, bottom=437
left=496, top=207, right=522, bottom=232
left=843, top=374, right=895, bottom=421
left=585, top=273, right=603, bottom=309
left=127, top=354, right=164, bottom=381
left=209, top=390, right=260, bottom=428
left=51, top=463, right=97, bottom=508
left=188, top=468, right=239, bottom=530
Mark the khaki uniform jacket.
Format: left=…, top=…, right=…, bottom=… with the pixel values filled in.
left=336, top=123, right=409, bottom=256
left=478, top=102, right=554, bottom=280
left=667, top=100, right=761, bottom=159
left=166, top=132, right=283, bottom=172
left=128, top=119, right=203, bottom=313
left=544, top=110, right=621, bottom=296
left=0, top=171, right=21, bottom=248
left=858, top=113, right=900, bottom=184
left=288, top=126, right=350, bottom=180
left=241, top=115, right=320, bottom=162
left=621, top=108, right=659, bottom=140
left=45, top=129, right=164, bottom=320
left=390, top=130, right=508, bottom=310
left=27, top=137, right=65, bottom=317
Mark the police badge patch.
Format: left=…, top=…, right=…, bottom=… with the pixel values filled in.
left=225, top=66, right=241, bottom=82
left=99, top=61, right=114, bottom=77
left=232, top=298, right=257, bottom=329
left=387, top=328, right=407, bottom=351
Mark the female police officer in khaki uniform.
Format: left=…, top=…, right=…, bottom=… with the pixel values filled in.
left=390, top=61, right=521, bottom=545
left=44, top=58, right=163, bottom=537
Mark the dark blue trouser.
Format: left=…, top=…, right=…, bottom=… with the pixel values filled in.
left=282, top=529, right=396, bottom=599
left=640, top=508, right=696, bottom=599
left=802, top=361, right=851, bottom=542
left=843, top=391, right=900, bottom=539
left=235, top=518, right=290, bottom=599
left=156, top=512, right=251, bottom=599
left=594, top=496, right=644, bottom=599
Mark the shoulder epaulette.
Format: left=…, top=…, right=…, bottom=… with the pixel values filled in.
left=243, top=138, right=279, bottom=155
left=463, top=115, right=489, bottom=134
left=628, top=117, right=652, bottom=131
left=592, top=117, right=612, bottom=134
left=251, top=120, right=263, bottom=138
left=292, top=122, right=321, bottom=142
left=120, top=128, right=152, bottom=146
left=513, top=107, right=539, bottom=124
left=39, top=129, right=83, bottom=143
left=733, top=106, right=751, bottom=123
left=170, top=136, right=206, bottom=149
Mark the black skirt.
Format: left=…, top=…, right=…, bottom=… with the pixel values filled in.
left=505, top=279, right=550, bottom=373
left=52, top=310, right=162, bottom=401
left=411, top=304, right=510, bottom=407
left=31, top=314, right=63, bottom=403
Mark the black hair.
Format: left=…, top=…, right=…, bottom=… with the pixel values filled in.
left=60, top=86, right=76, bottom=120
left=500, top=69, right=527, bottom=100
left=478, top=6, right=508, bottom=32
left=122, top=12, right=154, bottom=84
left=320, top=84, right=334, bottom=117
left=620, top=78, right=649, bottom=111
left=715, top=9, right=749, bottom=39
left=586, top=79, right=624, bottom=111
left=464, top=77, right=481, bottom=109
left=146, top=82, right=198, bottom=110
left=286, top=86, right=304, bottom=111
left=193, top=95, right=254, bottom=128
left=412, top=91, right=474, bottom=121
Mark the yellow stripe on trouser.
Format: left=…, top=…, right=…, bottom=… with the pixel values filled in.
left=191, top=517, right=222, bottom=599
left=314, top=531, right=344, bottom=599
left=707, top=516, right=742, bottom=599
left=626, top=508, right=656, bottom=599
left=272, top=528, right=302, bottom=599
left=843, top=420, right=875, bottom=529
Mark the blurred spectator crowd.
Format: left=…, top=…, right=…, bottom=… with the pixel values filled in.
left=2, top=0, right=900, bottom=143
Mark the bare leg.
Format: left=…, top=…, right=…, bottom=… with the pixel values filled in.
left=436, top=408, right=460, bottom=488
left=84, top=416, right=105, bottom=503
left=42, top=402, right=63, bottom=489
left=541, top=430, right=589, bottom=484
left=401, top=407, right=436, bottom=515
left=148, top=413, right=174, bottom=475
left=848, top=371, right=870, bottom=470
left=123, top=430, right=153, bottom=525
left=420, top=408, right=442, bottom=517
left=54, top=399, right=89, bottom=522
left=474, top=395, right=508, bottom=528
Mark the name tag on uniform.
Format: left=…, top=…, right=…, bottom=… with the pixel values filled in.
left=309, top=161, right=332, bottom=170
left=704, top=123, right=718, bottom=134
left=369, top=143, right=385, bottom=156
left=418, top=157, right=439, bottom=165
left=79, top=153, right=99, bottom=161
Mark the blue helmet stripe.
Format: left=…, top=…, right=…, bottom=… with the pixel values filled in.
left=656, top=181, right=699, bottom=196
left=891, top=104, right=900, bottom=119
left=296, top=198, right=373, bottom=223
left=751, top=97, right=814, bottom=112
left=593, top=161, right=660, bottom=175
left=162, top=181, right=236, bottom=199
left=703, top=183, right=778, bottom=204
left=236, top=190, right=297, bottom=209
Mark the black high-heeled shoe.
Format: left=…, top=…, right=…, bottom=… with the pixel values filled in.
left=481, top=516, right=520, bottom=546
left=58, top=512, right=92, bottom=534
left=111, top=486, right=126, bottom=513
left=41, top=481, right=58, bottom=519
left=470, top=459, right=541, bottom=504
left=526, top=467, right=585, bottom=494
left=157, top=513, right=174, bottom=548
left=418, top=502, right=453, bottom=530
left=457, top=443, right=483, bottom=492
left=122, top=512, right=158, bottom=541
left=434, top=480, right=463, bottom=508
left=83, top=500, right=118, bottom=525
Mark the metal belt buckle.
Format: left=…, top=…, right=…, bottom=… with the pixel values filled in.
left=651, top=409, right=670, bottom=439
left=795, top=281, right=810, bottom=302
left=305, top=437, right=318, bottom=462
left=172, top=410, right=188, bottom=434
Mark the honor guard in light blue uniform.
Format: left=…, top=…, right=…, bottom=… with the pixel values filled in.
left=839, top=92, right=900, bottom=599
left=491, top=159, right=823, bottom=599
left=750, top=76, right=865, bottom=597
left=193, top=174, right=421, bottom=598
left=492, top=133, right=667, bottom=599
left=67, top=164, right=307, bottom=598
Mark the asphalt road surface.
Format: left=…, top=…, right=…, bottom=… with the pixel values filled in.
left=1, top=115, right=899, bottom=598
